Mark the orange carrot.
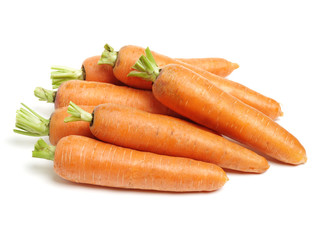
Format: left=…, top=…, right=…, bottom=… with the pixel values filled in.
left=176, top=57, right=239, bottom=77
left=128, top=49, right=307, bottom=165
left=14, top=104, right=95, bottom=145
left=34, top=80, right=179, bottom=117
left=51, top=55, right=122, bottom=89
left=51, top=47, right=237, bottom=89
left=65, top=102, right=269, bottom=173
left=99, top=44, right=282, bottom=120
left=32, top=136, right=228, bottom=192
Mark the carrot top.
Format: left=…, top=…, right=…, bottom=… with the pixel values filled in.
left=64, top=101, right=92, bottom=123
left=98, top=44, right=118, bottom=67
left=32, top=138, right=55, bottom=160
left=14, top=103, right=49, bottom=136
left=51, top=65, right=84, bottom=89
left=34, top=87, right=56, bottom=103
left=127, top=47, right=160, bottom=82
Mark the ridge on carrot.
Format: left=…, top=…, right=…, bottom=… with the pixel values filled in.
left=14, top=103, right=49, bottom=137
left=127, top=48, right=307, bottom=165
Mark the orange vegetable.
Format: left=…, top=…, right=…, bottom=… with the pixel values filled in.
left=65, top=102, right=269, bottom=173
left=176, top=57, right=239, bottom=77
left=14, top=104, right=95, bottom=145
left=99, top=44, right=282, bottom=120
left=128, top=49, right=307, bottom=165
left=51, top=48, right=237, bottom=89
left=51, top=56, right=122, bottom=89
left=32, top=136, right=228, bottom=192
left=34, top=80, right=179, bottom=117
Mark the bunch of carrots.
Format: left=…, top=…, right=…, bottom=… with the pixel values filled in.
left=14, top=43, right=307, bottom=192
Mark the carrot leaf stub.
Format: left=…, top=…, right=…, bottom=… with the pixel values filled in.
left=98, top=44, right=118, bottom=67
left=14, top=103, right=50, bottom=137
left=51, top=65, right=84, bottom=89
left=64, top=101, right=93, bottom=123
left=32, top=139, right=55, bottom=160
left=34, top=87, right=56, bottom=103
left=127, top=47, right=160, bottom=82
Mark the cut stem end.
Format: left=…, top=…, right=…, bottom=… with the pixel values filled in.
left=64, top=101, right=92, bottom=123
left=98, top=43, right=118, bottom=66
left=32, top=139, right=55, bottom=160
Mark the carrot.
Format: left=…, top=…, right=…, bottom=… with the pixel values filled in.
left=14, top=103, right=95, bottom=145
left=176, top=57, right=239, bottom=77
left=51, top=48, right=237, bottom=89
left=99, top=44, right=283, bottom=119
left=32, top=136, right=228, bottom=192
left=34, top=80, right=179, bottom=117
left=65, top=102, right=269, bottom=173
left=51, top=55, right=122, bottom=89
left=128, top=48, right=307, bottom=165
left=99, top=44, right=282, bottom=120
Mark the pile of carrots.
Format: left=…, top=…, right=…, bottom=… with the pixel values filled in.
left=14, top=43, right=307, bottom=192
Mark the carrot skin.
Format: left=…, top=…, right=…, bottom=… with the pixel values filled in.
left=112, top=45, right=281, bottom=119
left=54, top=80, right=179, bottom=117
left=54, top=136, right=228, bottom=192
left=152, top=64, right=306, bottom=165
left=49, top=106, right=95, bottom=145
left=176, top=57, right=239, bottom=77
left=88, top=104, right=269, bottom=173
left=82, top=56, right=122, bottom=85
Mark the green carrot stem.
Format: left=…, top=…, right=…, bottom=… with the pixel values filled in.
left=127, top=47, right=160, bottom=82
left=98, top=43, right=118, bottom=67
left=51, top=65, right=84, bottom=89
left=34, top=87, right=56, bottom=103
left=32, top=138, right=55, bottom=160
left=64, top=101, right=93, bottom=123
left=14, top=103, right=49, bottom=137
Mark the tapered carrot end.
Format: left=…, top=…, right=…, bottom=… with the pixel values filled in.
left=299, top=155, right=307, bottom=164
left=231, top=62, right=240, bottom=70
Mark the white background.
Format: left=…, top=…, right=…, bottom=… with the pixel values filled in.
left=1, top=0, right=319, bottom=239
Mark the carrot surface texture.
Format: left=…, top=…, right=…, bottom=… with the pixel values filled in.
left=128, top=48, right=307, bottom=165
left=14, top=104, right=95, bottom=145
left=99, top=44, right=282, bottom=120
left=34, top=80, right=178, bottom=117
left=51, top=55, right=122, bottom=89
left=65, top=102, right=269, bottom=173
left=32, top=136, right=228, bottom=192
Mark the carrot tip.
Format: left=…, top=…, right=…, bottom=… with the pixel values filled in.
left=232, top=63, right=240, bottom=70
